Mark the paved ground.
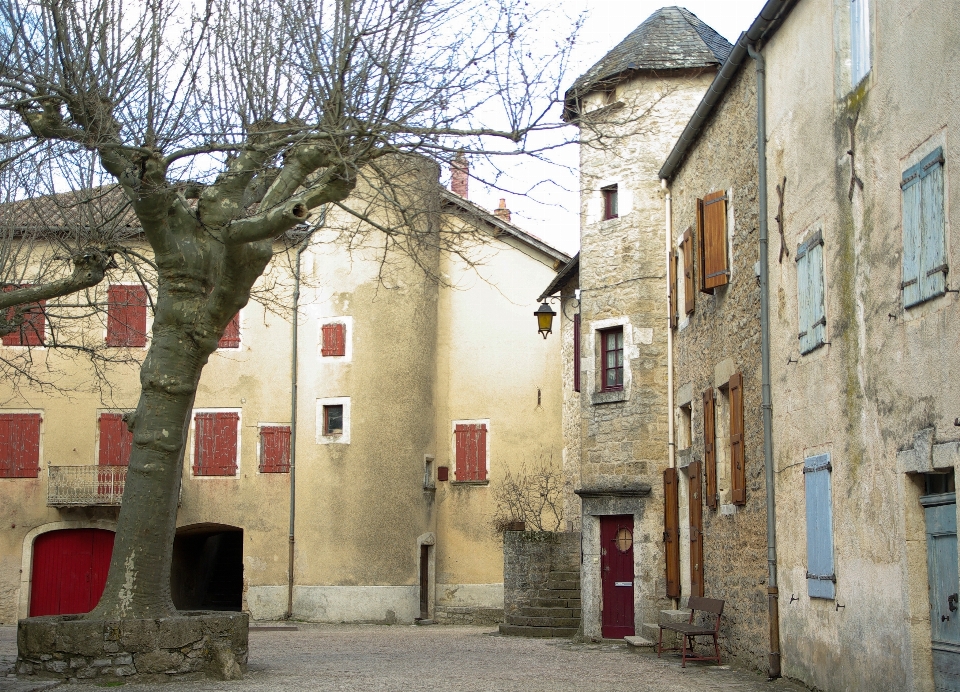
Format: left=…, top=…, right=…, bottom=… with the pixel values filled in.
left=0, top=624, right=810, bottom=691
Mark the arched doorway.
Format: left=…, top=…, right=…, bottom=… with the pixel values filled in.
left=30, top=528, right=115, bottom=616
left=170, top=524, right=243, bottom=611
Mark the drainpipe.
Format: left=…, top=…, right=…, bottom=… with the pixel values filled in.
left=747, top=42, right=781, bottom=680
left=663, top=178, right=679, bottom=611
left=287, top=212, right=325, bottom=620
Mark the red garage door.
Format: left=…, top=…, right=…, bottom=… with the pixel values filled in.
left=30, top=529, right=114, bottom=616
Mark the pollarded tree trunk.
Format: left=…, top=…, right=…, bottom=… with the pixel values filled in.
left=88, top=216, right=273, bottom=620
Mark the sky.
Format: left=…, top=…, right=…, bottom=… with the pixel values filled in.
left=466, top=0, right=768, bottom=256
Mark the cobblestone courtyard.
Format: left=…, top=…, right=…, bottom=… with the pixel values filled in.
left=1, top=624, right=813, bottom=692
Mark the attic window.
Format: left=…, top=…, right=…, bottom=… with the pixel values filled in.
left=602, top=89, right=616, bottom=105
left=602, top=185, right=619, bottom=221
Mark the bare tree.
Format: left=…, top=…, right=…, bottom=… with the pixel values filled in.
left=491, top=454, right=564, bottom=534
left=0, top=0, right=574, bottom=620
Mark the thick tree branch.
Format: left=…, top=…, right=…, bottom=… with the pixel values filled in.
left=0, top=248, right=115, bottom=311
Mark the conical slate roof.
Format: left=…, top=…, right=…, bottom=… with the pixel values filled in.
left=564, top=7, right=732, bottom=119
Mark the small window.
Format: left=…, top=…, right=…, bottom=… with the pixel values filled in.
left=321, top=323, right=346, bottom=357
left=697, top=191, right=729, bottom=293
left=2, top=285, right=45, bottom=346
left=423, top=456, right=435, bottom=489
left=804, top=453, right=836, bottom=599
left=600, top=327, right=624, bottom=391
left=797, top=229, right=826, bottom=353
left=323, top=405, right=343, bottom=435
left=678, top=403, right=692, bottom=451
left=850, top=0, right=870, bottom=87
left=602, top=185, right=618, bottom=221
left=902, top=147, right=946, bottom=308
left=98, top=413, right=133, bottom=467
left=454, top=423, right=487, bottom=482
left=106, top=285, right=148, bottom=347
left=259, top=425, right=291, bottom=473
left=217, top=312, right=241, bottom=349
left=193, top=411, right=239, bottom=476
left=0, top=412, right=41, bottom=478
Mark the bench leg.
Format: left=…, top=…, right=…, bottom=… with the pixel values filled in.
left=657, top=627, right=663, bottom=657
left=713, top=634, right=721, bottom=665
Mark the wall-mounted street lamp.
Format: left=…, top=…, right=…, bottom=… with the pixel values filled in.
left=534, top=302, right=556, bottom=339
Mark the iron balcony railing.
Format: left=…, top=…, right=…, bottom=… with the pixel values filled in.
left=47, top=465, right=126, bottom=507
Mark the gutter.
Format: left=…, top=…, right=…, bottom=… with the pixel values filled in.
left=659, top=0, right=796, bottom=181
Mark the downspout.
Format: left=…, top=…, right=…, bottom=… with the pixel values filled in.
left=747, top=42, right=781, bottom=680
left=663, top=177, right=678, bottom=611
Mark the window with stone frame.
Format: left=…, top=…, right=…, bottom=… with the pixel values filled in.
left=599, top=326, right=624, bottom=391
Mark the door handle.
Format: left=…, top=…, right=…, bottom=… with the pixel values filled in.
left=949, top=594, right=958, bottom=613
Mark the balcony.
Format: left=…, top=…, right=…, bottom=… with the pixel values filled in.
left=47, top=465, right=126, bottom=507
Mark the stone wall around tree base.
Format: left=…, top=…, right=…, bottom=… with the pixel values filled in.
left=16, top=611, right=248, bottom=683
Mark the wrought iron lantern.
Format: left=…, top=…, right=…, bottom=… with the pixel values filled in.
left=534, top=301, right=556, bottom=339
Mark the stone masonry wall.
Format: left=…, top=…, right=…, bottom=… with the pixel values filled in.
left=503, top=531, right=580, bottom=621
left=668, top=63, right=769, bottom=672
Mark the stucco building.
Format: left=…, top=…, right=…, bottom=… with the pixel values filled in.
left=0, top=162, right=569, bottom=627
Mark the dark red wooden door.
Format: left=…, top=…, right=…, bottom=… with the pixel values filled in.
left=30, top=529, right=114, bottom=616
left=600, top=515, right=635, bottom=638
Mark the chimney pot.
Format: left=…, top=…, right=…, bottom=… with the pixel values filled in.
left=493, top=198, right=511, bottom=223
left=451, top=152, right=469, bottom=199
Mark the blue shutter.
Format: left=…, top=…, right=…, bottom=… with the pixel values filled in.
left=797, top=230, right=824, bottom=354
left=796, top=241, right=811, bottom=353
left=850, top=0, right=870, bottom=87
left=902, top=161, right=923, bottom=307
left=920, top=148, right=946, bottom=301
left=804, top=453, right=836, bottom=599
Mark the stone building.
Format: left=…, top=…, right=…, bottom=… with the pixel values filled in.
left=544, top=7, right=732, bottom=641
left=0, top=161, right=569, bottom=627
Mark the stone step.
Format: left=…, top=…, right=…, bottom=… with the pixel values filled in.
left=544, top=580, right=579, bottom=591
left=498, top=624, right=578, bottom=638
left=517, top=606, right=581, bottom=619
left=505, top=615, right=580, bottom=628
left=532, top=597, right=580, bottom=609
left=640, top=622, right=662, bottom=642
left=660, top=609, right=691, bottom=623
left=542, top=589, right=580, bottom=600
left=624, top=635, right=655, bottom=648
left=547, top=571, right=580, bottom=581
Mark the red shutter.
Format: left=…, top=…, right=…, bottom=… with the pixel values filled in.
left=218, top=313, right=241, bottom=349
left=194, top=412, right=238, bottom=476
left=730, top=372, right=746, bottom=505
left=703, top=387, right=717, bottom=510
left=106, top=285, right=147, bottom=347
left=454, top=423, right=487, bottom=481
left=2, top=284, right=46, bottom=346
left=682, top=229, right=695, bottom=316
left=0, top=413, right=41, bottom=478
left=688, top=460, right=704, bottom=598
left=259, top=425, right=291, bottom=473
left=699, top=191, right=729, bottom=292
left=664, top=467, right=680, bottom=598
left=321, top=323, right=346, bottom=357
left=98, top=413, right=133, bottom=466
left=573, top=313, right=581, bottom=393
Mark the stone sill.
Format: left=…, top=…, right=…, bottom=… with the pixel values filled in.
left=591, top=389, right=628, bottom=405
left=450, top=480, right=490, bottom=487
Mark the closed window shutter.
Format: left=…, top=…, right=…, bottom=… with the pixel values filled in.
left=194, top=412, right=238, bottom=476
left=218, top=313, right=241, bottom=349
left=920, top=148, right=946, bottom=301
left=700, top=191, right=729, bottom=292
left=688, top=460, right=704, bottom=598
left=850, top=0, right=870, bottom=86
left=0, top=413, right=41, bottom=478
left=455, top=423, right=486, bottom=481
left=804, top=453, right=836, bottom=599
left=729, top=373, right=746, bottom=505
left=193, top=413, right=212, bottom=475
left=668, top=250, right=678, bottom=329
left=809, top=242, right=826, bottom=348
left=321, top=323, right=346, bottom=357
left=573, top=314, right=581, bottom=393
left=682, top=229, right=695, bottom=315
left=663, top=467, right=680, bottom=598
left=98, top=413, right=133, bottom=466
left=260, top=425, right=291, bottom=473
left=901, top=162, right=923, bottom=307
left=2, top=285, right=46, bottom=346
left=106, top=285, right=148, bottom=347
left=703, top=387, right=717, bottom=510
left=796, top=230, right=825, bottom=353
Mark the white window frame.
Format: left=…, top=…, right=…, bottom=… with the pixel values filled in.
left=188, top=408, right=242, bottom=478
left=316, top=397, right=350, bottom=444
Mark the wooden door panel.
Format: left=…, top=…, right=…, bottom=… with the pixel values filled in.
left=689, top=461, right=704, bottom=598
left=30, top=529, right=115, bottom=616
left=600, top=515, right=635, bottom=638
left=926, top=500, right=960, bottom=691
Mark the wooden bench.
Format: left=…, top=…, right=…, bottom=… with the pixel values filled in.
left=656, top=596, right=724, bottom=668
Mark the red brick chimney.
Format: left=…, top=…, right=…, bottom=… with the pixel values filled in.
left=451, top=152, right=468, bottom=199
left=493, top=198, right=511, bottom=223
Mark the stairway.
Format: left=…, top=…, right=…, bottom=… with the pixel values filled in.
left=498, top=569, right=581, bottom=638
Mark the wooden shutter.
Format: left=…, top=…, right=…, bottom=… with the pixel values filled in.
left=902, top=161, right=923, bottom=307
left=668, top=250, right=678, bottom=329
left=804, top=453, right=836, bottom=599
left=106, top=285, right=148, bottom=347
left=703, top=387, right=717, bottom=510
left=454, top=423, right=487, bottom=481
left=849, top=0, right=870, bottom=86
left=573, top=313, right=581, bottom=393
left=2, top=284, right=46, bottom=346
left=920, top=148, right=946, bottom=301
left=682, top=229, right=695, bottom=315
left=218, top=313, right=241, bottom=349
left=98, top=413, right=133, bottom=466
left=194, top=412, right=238, bottom=476
left=729, top=373, right=746, bottom=505
left=664, top=467, right=680, bottom=598
left=259, top=425, right=291, bottom=473
left=0, top=413, right=41, bottom=478
left=688, top=460, right=704, bottom=598
left=797, top=230, right=825, bottom=353
left=321, top=323, right=346, bottom=357
left=699, top=191, right=729, bottom=292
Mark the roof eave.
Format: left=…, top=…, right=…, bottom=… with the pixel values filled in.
left=538, top=253, right=579, bottom=301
